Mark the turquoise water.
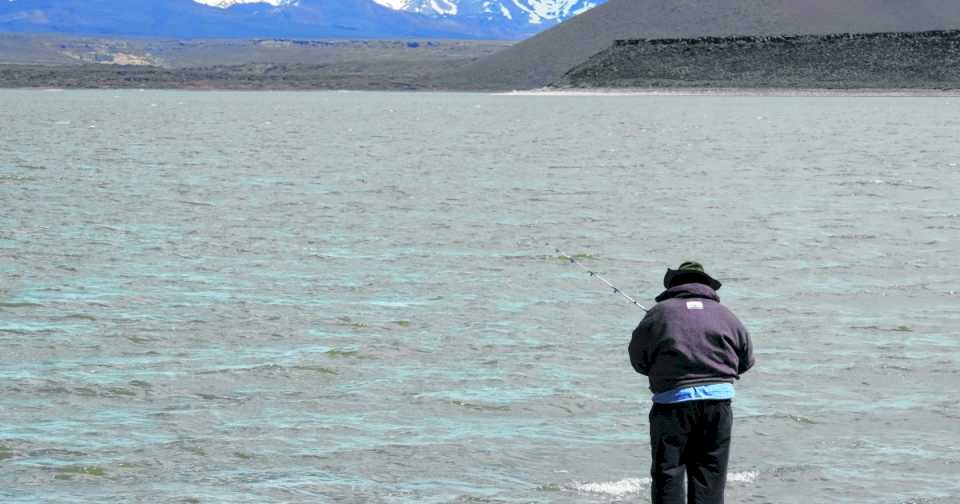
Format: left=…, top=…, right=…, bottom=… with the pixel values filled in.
left=1, top=90, right=959, bottom=503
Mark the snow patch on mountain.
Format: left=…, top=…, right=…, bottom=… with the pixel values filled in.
left=509, top=0, right=598, bottom=23
left=193, top=0, right=296, bottom=8
left=372, top=0, right=413, bottom=10
left=431, top=0, right=458, bottom=15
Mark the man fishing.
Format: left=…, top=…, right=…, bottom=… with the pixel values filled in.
left=629, top=261, right=754, bottom=504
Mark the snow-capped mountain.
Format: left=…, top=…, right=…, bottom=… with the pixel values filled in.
left=0, top=0, right=604, bottom=39
left=369, top=0, right=598, bottom=25
left=188, top=0, right=600, bottom=32
left=191, top=0, right=598, bottom=26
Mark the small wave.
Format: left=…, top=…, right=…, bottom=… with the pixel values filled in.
left=179, top=200, right=215, bottom=207
left=0, top=302, right=45, bottom=309
left=849, top=324, right=913, bottom=333
left=194, top=393, right=247, bottom=403
left=0, top=446, right=15, bottom=460
left=33, top=381, right=139, bottom=399
left=729, top=471, right=760, bottom=483
left=745, top=413, right=820, bottom=425
left=448, top=400, right=512, bottom=412
left=828, top=233, right=878, bottom=240
left=572, top=477, right=647, bottom=497
left=197, top=363, right=338, bottom=376
left=0, top=174, right=37, bottom=182
left=54, top=465, right=107, bottom=478
left=0, top=327, right=55, bottom=335
left=290, top=365, right=338, bottom=375
left=571, top=471, right=758, bottom=497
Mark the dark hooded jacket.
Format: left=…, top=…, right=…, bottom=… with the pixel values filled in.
left=629, top=283, right=754, bottom=394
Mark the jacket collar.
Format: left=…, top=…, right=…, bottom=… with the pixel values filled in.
left=655, top=282, right=720, bottom=303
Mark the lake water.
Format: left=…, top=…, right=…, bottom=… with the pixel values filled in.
left=1, top=90, right=958, bottom=503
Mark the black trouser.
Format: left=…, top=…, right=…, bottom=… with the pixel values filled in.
left=649, top=399, right=732, bottom=504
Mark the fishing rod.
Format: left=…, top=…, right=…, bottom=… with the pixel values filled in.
left=555, top=248, right=648, bottom=311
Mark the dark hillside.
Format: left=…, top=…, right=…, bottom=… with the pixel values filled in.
left=552, top=30, right=960, bottom=90
left=447, top=0, right=960, bottom=90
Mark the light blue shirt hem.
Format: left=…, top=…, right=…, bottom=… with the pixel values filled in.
left=651, top=383, right=736, bottom=404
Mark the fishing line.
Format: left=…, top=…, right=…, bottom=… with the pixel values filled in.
left=555, top=248, right=648, bottom=311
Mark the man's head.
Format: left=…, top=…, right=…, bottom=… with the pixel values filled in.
left=663, top=261, right=722, bottom=290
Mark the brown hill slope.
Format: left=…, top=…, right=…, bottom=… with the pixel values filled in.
left=445, top=0, right=960, bottom=90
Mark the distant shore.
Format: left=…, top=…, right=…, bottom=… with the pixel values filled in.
left=5, top=83, right=960, bottom=95
left=502, top=87, right=960, bottom=97
left=0, top=62, right=485, bottom=92
left=6, top=31, right=960, bottom=93
left=0, top=34, right=510, bottom=91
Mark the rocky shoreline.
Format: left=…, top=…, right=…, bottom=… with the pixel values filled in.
left=553, top=30, right=960, bottom=90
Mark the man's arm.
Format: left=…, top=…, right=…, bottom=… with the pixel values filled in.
left=628, top=317, right=654, bottom=375
left=736, top=325, right=755, bottom=375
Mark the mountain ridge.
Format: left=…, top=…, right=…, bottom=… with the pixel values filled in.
left=0, top=0, right=602, bottom=39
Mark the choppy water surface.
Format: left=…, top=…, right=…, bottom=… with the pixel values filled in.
left=1, top=90, right=959, bottom=503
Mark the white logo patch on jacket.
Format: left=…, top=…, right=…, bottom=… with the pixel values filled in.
left=686, top=301, right=704, bottom=310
